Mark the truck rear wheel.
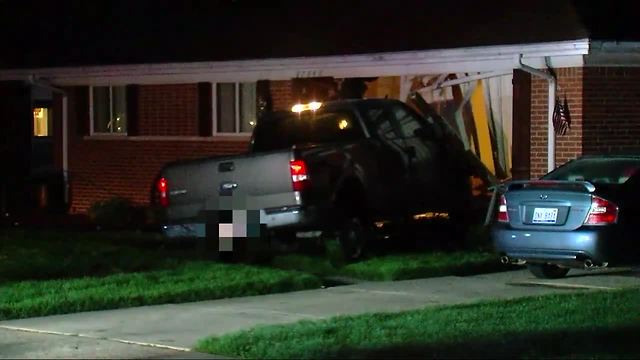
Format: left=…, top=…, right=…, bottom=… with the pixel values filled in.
left=334, top=180, right=371, bottom=261
left=338, top=216, right=371, bottom=261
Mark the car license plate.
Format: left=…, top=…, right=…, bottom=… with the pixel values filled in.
left=532, top=208, right=558, bottom=224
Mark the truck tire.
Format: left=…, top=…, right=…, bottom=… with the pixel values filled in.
left=338, top=216, right=371, bottom=261
left=334, top=179, right=371, bottom=261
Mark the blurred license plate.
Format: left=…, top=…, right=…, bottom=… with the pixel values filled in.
left=532, top=208, right=558, bottom=224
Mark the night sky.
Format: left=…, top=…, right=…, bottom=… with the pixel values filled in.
left=0, top=0, right=637, bottom=69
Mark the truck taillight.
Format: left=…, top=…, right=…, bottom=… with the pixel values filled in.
left=497, top=194, right=509, bottom=223
left=584, top=195, right=618, bottom=225
left=157, top=177, right=169, bottom=207
left=290, top=160, right=308, bottom=191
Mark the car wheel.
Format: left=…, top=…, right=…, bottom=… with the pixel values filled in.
left=527, top=263, right=570, bottom=279
left=338, top=216, right=371, bottom=261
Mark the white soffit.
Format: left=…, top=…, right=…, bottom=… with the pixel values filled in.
left=0, top=39, right=589, bottom=86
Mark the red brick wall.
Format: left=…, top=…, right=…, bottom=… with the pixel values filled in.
left=139, top=84, right=198, bottom=136
left=270, top=80, right=294, bottom=111
left=66, top=83, right=252, bottom=213
left=582, top=67, right=640, bottom=154
left=530, top=68, right=584, bottom=178
left=68, top=139, right=248, bottom=213
left=531, top=67, right=640, bottom=178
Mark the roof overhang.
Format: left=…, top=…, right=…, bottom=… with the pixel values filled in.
left=0, top=39, right=589, bottom=86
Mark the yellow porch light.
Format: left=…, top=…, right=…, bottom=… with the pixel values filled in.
left=308, top=101, right=322, bottom=111
left=291, top=101, right=322, bottom=113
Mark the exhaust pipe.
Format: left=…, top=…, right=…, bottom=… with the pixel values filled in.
left=500, top=255, right=526, bottom=265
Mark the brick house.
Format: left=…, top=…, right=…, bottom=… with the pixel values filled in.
left=1, top=1, right=639, bottom=218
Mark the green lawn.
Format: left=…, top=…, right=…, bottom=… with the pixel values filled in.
left=0, top=229, right=504, bottom=321
left=271, top=254, right=339, bottom=277
left=2, top=228, right=503, bottom=284
left=0, top=229, right=185, bottom=282
left=0, top=261, right=320, bottom=320
left=341, top=251, right=500, bottom=281
left=271, top=250, right=502, bottom=281
left=0, top=229, right=321, bottom=320
left=196, top=288, right=640, bottom=359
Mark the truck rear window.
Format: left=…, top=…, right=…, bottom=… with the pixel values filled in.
left=251, top=110, right=364, bottom=152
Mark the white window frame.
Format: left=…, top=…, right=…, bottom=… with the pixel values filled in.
left=89, top=85, right=128, bottom=136
left=212, top=82, right=255, bottom=136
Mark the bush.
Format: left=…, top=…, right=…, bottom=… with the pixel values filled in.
left=88, top=197, right=135, bottom=230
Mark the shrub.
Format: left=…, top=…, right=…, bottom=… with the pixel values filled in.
left=88, top=197, right=135, bottom=230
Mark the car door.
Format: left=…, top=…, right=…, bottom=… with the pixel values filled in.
left=388, top=103, right=447, bottom=212
left=363, top=105, right=413, bottom=217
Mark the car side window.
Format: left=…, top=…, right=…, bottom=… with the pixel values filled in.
left=390, top=105, right=438, bottom=165
left=393, top=106, right=423, bottom=139
left=392, top=105, right=443, bottom=140
left=368, top=108, right=404, bottom=148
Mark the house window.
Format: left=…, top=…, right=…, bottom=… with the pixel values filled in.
left=216, top=82, right=256, bottom=134
left=91, top=86, right=127, bottom=134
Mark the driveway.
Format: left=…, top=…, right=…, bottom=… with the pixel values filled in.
left=1, top=267, right=638, bottom=359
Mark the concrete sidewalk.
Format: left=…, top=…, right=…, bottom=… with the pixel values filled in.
left=1, top=267, right=638, bottom=358
left=0, top=328, right=221, bottom=359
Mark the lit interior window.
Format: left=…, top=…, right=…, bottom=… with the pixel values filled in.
left=33, top=107, right=49, bottom=137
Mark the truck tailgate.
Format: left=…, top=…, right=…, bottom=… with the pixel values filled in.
left=163, top=150, right=297, bottom=222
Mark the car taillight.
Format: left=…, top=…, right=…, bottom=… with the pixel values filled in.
left=157, top=177, right=169, bottom=207
left=290, top=160, right=308, bottom=191
left=497, top=194, right=509, bottom=223
left=584, top=195, right=618, bottom=225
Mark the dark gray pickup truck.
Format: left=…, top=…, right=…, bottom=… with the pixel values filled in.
left=153, top=97, right=491, bottom=258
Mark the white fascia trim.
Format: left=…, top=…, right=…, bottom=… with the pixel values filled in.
left=0, top=39, right=589, bottom=86
left=585, top=41, right=640, bottom=66
left=590, top=41, right=640, bottom=53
